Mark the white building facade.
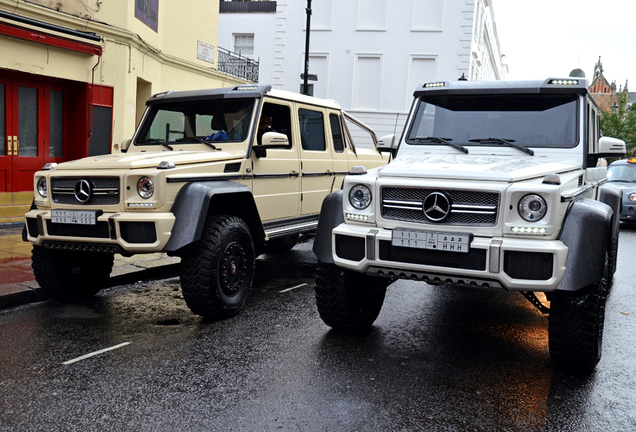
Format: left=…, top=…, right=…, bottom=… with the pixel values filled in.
left=219, top=0, right=506, bottom=139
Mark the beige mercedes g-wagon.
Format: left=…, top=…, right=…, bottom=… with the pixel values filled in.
left=24, top=84, right=391, bottom=319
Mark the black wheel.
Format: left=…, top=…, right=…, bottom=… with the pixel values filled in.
left=314, top=262, right=389, bottom=333
left=549, top=257, right=608, bottom=375
left=607, top=233, right=618, bottom=291
left=180, top=215, right=255, bottom=319
left=265, top=234, right=299, bottom=254
left=32, top=246, right=114, bottom=301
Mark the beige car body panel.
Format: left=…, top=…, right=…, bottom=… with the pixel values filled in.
left=25, top=85, right=389, bottom=255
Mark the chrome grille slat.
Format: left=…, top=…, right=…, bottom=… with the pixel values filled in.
left=381, top=187, right=500, bottom=226
left=51, top=177, right=120, bottom=205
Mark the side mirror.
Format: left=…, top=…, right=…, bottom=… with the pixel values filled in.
left=262, top=131, right=289, bottom=147
left=120, top=138, right=132, bottom=153
left=598, top=136, right=626, bottom=157
left=253, top=132, right=289, bottom=159
left=377, top=134, right=395, bottom=153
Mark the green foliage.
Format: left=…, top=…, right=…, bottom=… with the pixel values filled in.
left=600, top=91, right=636, bottom=156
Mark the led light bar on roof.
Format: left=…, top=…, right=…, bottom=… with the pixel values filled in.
left=234, top=85, right=259, bottom=91
left=424, top=82, right=446, bottom=88
left=549, top=79, right=579, bottom=85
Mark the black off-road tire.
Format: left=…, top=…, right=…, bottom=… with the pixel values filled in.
left=180, top=215, right=255, bottom=319
left=607, top=233, right=618, bottom=291
left=265, top=234, right=300, bottom=254
left=32, top=246, right=114, bottom=301
left=549, top=257, right=608, bottom=375
left=314, top=262, right=389, bottom=333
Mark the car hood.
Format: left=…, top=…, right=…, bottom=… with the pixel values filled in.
left=378, top=154, right=582, bottom=182
left=606, top=181, right=636, bottom=191
left=50, top=150, right=245, bottom=171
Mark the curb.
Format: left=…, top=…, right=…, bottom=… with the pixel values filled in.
left=0, top=261, right=181, bottom=311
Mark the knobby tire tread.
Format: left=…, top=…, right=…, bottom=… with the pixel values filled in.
left=180, top=215, right=254, bottom=319
left=315, top=262, right=388, bottom=333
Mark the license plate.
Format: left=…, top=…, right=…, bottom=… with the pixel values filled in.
left=51, top=209, right=97, bottom=225
left=392, top=229, right=470, bottom=253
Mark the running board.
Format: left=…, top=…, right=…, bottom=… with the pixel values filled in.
left=264, top=217, right=319, bottom=239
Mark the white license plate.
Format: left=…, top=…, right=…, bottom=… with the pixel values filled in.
left=392, top=229, right=470, bottom=253
left=51, top=209, right=97, bottom=225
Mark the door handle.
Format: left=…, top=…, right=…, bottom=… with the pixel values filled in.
left=14, top=136, right=18, bottom=156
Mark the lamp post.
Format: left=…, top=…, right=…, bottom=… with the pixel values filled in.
left=302, top=0, right=312, bottom=95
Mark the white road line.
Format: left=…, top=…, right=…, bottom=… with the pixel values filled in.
left=62, top=342, right=131, bottom=365
left=279, top=283, right=308, bottom=293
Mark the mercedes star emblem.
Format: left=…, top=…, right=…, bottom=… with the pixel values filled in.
left=423, top=191, right=451, bottom=222
left=74, top=179, right=93, bottom=203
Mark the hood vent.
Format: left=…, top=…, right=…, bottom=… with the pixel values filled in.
left=224, top=162, right=241, bottom=173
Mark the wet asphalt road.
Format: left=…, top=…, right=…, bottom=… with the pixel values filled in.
left=1, top=232, right=636, bottom=432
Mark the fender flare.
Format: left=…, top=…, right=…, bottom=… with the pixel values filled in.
left=164, top=181, right=263, bottom=253
left=556, top=198, right=612, bottom=291
left=312, top=191, right=344, bottom=264
left=599, top=183, right=621, bottom=240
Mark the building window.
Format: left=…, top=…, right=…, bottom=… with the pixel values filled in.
left=352, top=55, right=383, bottom=110
left=357, top=0, right=387, bottom=30
left=233, top=34, right=254, bottom=58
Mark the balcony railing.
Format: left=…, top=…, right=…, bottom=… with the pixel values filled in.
left=217, top=47, right=259, bottom=83
left=220, top=1, right=277, bottom=13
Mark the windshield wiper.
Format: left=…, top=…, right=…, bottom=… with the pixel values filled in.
left=469, top=138, right=534, bottom=156
left=411, top=136, right=468, bottom=154
left=137, top=138, right=173, bottom=151
left=193, top=136, right=217, bottom=150
left=176, top=136, right=217, bottom=150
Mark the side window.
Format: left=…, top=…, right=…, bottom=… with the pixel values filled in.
left=329, top=113, right=345, bottom=153
left=258, top=102, right=292, bottom=147
left=299, top=108, right=326, bottom=151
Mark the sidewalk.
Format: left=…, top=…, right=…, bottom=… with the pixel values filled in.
left=0, top=223, right=181, bottom=310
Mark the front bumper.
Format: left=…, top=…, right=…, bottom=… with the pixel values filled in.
left=620, top=201, right=636, bottom=221
left=24, top=209, right=176, bottom=255
left=331, top=224, right=568, bottom=292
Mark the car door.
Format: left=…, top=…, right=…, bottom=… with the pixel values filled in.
left=297, top=104, right=334, bottom=216
left=250, top=99, right=301, bottom=221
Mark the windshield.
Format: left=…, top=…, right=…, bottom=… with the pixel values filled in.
left=406, top=94, right=579, bottom=149
left=607, top=164, right=636, bottom=182
left=135, top=99, right=255, bottom=146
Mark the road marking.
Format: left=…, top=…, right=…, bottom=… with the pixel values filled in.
left=62, top=342, right=131, bottom=365
left=279, top=283, right=308, bottom=293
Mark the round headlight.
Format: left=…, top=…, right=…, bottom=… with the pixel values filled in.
left=518, top=194, right=547, bottom=222
left=37, top=177, right=48, bottom=198
left=629, top=193, right=636, bottom=202
left=349, top=184, right=372, bottom=210
left=137, top=177, right=154, bottom=199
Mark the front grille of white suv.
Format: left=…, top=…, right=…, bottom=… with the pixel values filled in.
left=381, top=187, right=500, bottom=226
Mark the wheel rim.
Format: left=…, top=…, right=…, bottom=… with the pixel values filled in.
left=219, top=240, right=246, bottom=297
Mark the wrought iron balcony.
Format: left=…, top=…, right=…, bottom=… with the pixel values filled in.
left=217, top=47, right=259, bottom=83
left=219, top=1, right=277, bottom=13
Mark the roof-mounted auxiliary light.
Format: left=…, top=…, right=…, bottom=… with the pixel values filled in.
left=234, top=85, right=259, bottom=91
left=424, top=82, right=446, bottom=88
left=549, top=79, right=579, bottom=85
